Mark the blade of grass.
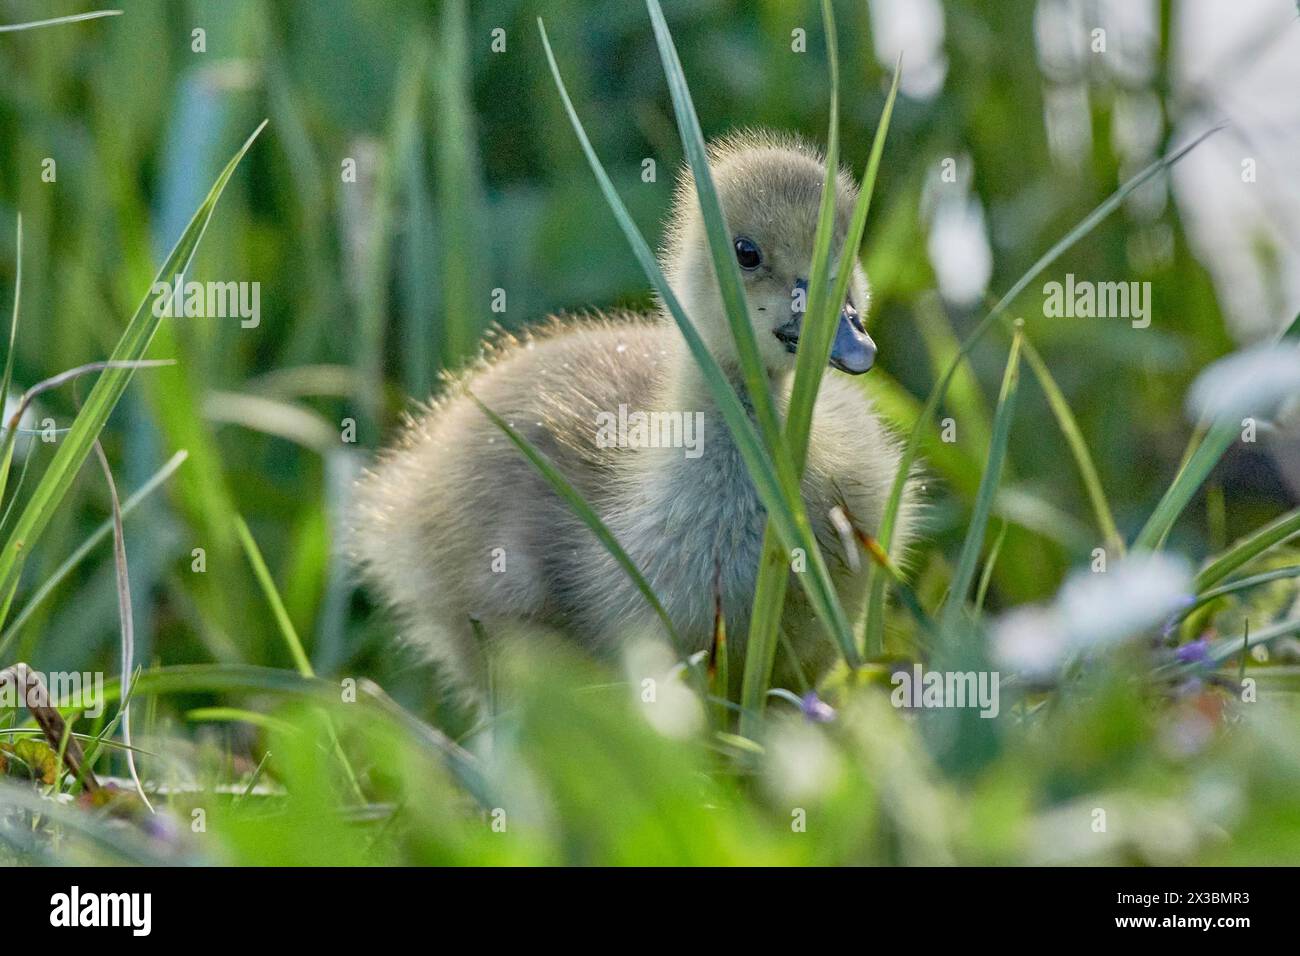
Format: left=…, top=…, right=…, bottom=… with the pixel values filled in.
left=70, top=665, right=137, bottom=795
left=1020, top=334, right=1124, bottom=557
left=915, top=294, right=993, bottom=454
left=394, top=40, right=437, bottom=397
left=235, top=749, right=274, bottom=803
left=1132, top=419, right=1238, bottom=552
left=1208, top=615, right=1300, bottom=665
left=738, top=0, right=847, bottom=738
left=471, top=395, right=686, bottom=659
left=0, top=121, right=266, bottom=623
left=644, top=0, right=786, bottom=462
left=76, top=663, right=489, bottom=806
left=863, top=124, right=1224, bottom=655
left=90, top=438, right=152, bottom=811
left=939, top=325, right=1023, bottom=639
left=0, top=359, right=175, bottom=628
left=0, top=435, right=37, bottom=535
left=1193, top=507, right=1300, bottom=592
left=0, top=214, right=21, bottom=506
left=538, top=18, right=856, bottom=664
left=1172, top=564, right=1300, bottom=626
left=235, top=513, right=364, bottom=802
left=1133, top=310, right=1300, bottom=551
left=0, top=450, right=187, bottom=660
left=855, top=527, right=937, bottom=639
left=0, top=9, right=121, bottom=32
left=783, top=1, right=847, bottom=455
left=187, top=707, right=296, bottom=738
left=740, top=28, right=900, bottom=733
left=643, top=0, right=858, bottom=664
left=0, top=728, right=151, bottom=753
left=973, top=520, right=1008, bottom=616
left=235, top=515, right=313, bottom=676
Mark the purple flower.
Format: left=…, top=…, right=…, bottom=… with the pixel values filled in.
left=1175, top=638, right=1211, bottom=665
left=801, top=691, right=836, bottom=723
left=142, top=811, right=183, bottom=845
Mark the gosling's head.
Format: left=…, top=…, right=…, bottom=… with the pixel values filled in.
left=661, top=130, right=875, bottom=377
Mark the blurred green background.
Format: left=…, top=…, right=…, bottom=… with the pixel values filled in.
left=0, top=0, right=1297, bottom=864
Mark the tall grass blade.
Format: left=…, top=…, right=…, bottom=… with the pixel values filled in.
left=783, top=0, right=844, bottom=458
left=1193, top=507, right=1300, bottom=592
left=394, top=42, right=437, bottom=398
left=939, top=326, right=1023, bottom=638
left=915, top=294, right=993, bottom=454
left=90, top=440, right=151, bottom=810
left=1208, top=615, right=1300, bottom=665
left=538, top=18, right=856, bottom=663
left=0, top=214, right=21, bottom=507
left=1133, top=421, right=1237, bottom=552
left=235, top=515, right=314, bottom=677
left=644, top=0, right=786, bottom=462
left=787, top=51, right=900, bottom=465
left=1020, top=335, right=1124, bottom=557
left=234, top=513, right=364, bottom=801
left=0, top=359, right=174, bottom=622
left=0, top=121, right=266, bottom=621
left=740, top=29, right=900, bottom=733
left=973, top=521, right=1008, bottom=616
left=1173, top=564, right=1300, bottom=626
left=0, top=10, right=121, bottom=33
left=738, top=0, right=846, bottom=737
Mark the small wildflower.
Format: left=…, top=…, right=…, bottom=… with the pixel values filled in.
left=143, top=811, right=183, bottom=844
left=1175, top=637, right=1211, bottom=665
left=800, top=691, right=836, bottom=723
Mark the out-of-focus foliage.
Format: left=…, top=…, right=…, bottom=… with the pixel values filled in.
left=0, top=0, right=1297, bottom=865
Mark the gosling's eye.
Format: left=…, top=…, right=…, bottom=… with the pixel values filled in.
left=733, top=236, right=762, bottom=271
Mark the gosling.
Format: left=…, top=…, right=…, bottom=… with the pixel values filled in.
left=352, top=130, right=919, bottom=698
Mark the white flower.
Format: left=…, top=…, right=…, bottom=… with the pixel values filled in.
left=992, top=553, right=1192, bottom=679
left=764, top=719, right=844, bottom=803
left=1057, top=552, right=1192, bottom=649
left=622, top=640, right=703, bottom=740
left=992, top=605, right=1069, bottom=680
left=1186, top=343, right=1300, bottom=423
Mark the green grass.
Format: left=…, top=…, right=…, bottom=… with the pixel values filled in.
left=0, top=0, right=1297, bottom=866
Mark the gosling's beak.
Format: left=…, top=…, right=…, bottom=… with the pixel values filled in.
left=773, top=279, right=877, bottom=375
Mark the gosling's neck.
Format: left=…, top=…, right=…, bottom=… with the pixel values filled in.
left=659, top=332, right=790, bottom=430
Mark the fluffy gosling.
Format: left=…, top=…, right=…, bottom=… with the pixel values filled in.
left=353, top=130, right=919, bottom=698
